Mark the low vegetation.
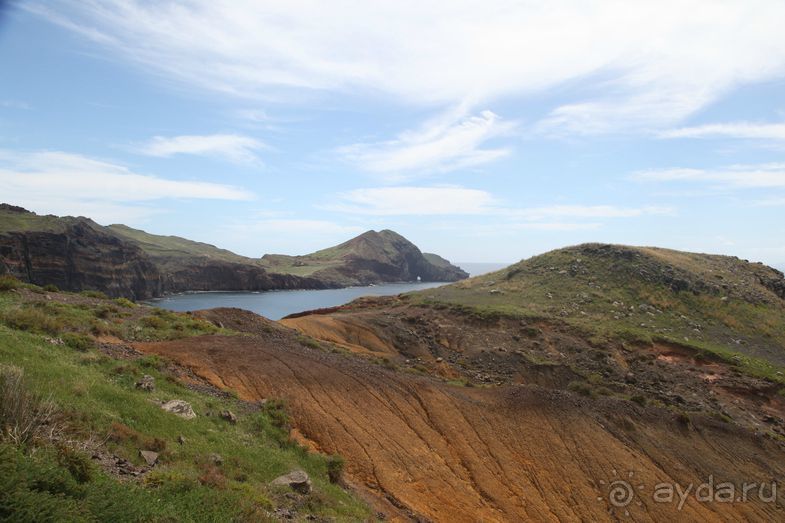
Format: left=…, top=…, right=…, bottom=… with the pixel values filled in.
left=0, top=278, right=369, bottom=521
left=413, top=243, right=785, bottom=385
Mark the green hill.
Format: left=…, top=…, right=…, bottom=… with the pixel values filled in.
left=260, top=229, right=468, bottom=285
left=415, top=243, right=785, bottom=381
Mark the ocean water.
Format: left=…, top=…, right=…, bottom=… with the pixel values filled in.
left=147, top=281, right=449, bottom=320
left=147, top=262, right=510, bottom=320
left=457, top=262, right=509, bottom=276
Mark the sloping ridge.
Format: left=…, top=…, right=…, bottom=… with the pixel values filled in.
left=135, top=304, right=785, bottom=522
left=0, top=206, right=466, bottom=298
left=261, top=229, right=469, bottom=285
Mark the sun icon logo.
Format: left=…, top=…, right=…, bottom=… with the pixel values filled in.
left=597, top=469, right=646, bottom=518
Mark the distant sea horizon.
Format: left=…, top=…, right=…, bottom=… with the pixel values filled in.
left=455, top=262, right=509, bottom=277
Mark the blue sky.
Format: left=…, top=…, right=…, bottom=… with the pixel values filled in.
left=1, top=1, right=784, bottom=265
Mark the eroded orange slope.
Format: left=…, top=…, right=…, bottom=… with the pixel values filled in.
left=135, top=320, right=785, bottom=522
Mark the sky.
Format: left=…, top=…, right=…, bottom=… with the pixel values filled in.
left=1, top=1, right=784, bottom=266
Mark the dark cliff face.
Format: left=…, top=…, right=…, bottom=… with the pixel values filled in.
left=313, top=230, right=469, bottom=285
left=0, top=207, right=467, bottom=299
left=158, top=260, right=331, bottom=294
left=0, top=221, right=162, bottom=299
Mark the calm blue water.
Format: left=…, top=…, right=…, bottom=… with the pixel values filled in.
left=147, top=281, right=448, bottom=320
left=148, top=263, right=509, bottom=320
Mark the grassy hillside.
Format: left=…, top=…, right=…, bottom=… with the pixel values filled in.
left=0, top=205, right=94, bottom=235
left=108, top=224, right=260, bottom=266
left=0, top=276, right=370, bottom=521
left=414, top=243, right=785, bottom=382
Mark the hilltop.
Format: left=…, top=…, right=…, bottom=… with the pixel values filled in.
left=0, top=205, right=467, bottom=299
left=417, top=243, right=785, bottom=374
left=260, top=229, right=468, bottom=286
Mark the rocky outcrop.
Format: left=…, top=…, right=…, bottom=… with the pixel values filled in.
left=262, top=230, right=469, bottom=286
left=160, top=399, right=196, bottom=419
left=157, top=259, right=329, bottom=294
left=0, top=206, right=467, bottom=299
left=0, top=217, right=162, bottom=299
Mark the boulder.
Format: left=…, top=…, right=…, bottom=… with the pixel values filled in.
left=161, top=399, right=196, bottom=419
left=220, top=410, right=238, bottom=424
left=139, top=450, right=159, bottom=466
left=272, top=469, right=312, bottom=494
left=136, top=374, right=155, bottom=392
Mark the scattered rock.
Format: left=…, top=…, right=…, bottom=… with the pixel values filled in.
left=135, top=374, right=155, bottom=392
left=220, top=410, right=238, bottom=424
left=161, top=399, right=196, bottom=419
left=45, top=337, right=64, bottom=345
left=272, top=469, right=312, bottom=494
left=435, top=357, right=443, bottom=363
left=139, top=450, right=159, bottom=466
left=177, top=435, right=186, bottom=445
left=208, top=453, right=223, bottom=466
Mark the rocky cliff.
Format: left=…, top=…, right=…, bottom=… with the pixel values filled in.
left=0, top=206, right=467, bottom=299
left=261, top=229, right=469, bottom=286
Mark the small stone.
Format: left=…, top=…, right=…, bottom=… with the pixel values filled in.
left=161, top=399, right=196, bottom=419
left=220, top=410, right=238, bottom=424
left=135, top=375, right=155, bottom=392
left=208, top=453, right=223, bottom=466
left=139, top=450, right=159, bottom=466
left=272, top=470, right=312, bottom=494
left=435, top=357, right=443, bottom=363
left=177, top=435, right=186, bottom=445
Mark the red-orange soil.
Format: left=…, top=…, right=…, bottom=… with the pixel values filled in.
left=134, top=306, right=785, bottom=522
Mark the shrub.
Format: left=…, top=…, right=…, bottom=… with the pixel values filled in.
left=42, top=284, right=59, bottom=292
left=0, top=307, right=63, bottom=335
left=326, top=455, right=344, bottom=484
left=81, top=290, right=108, bottom=299
left=197, top=464, right=227, bottom=489
left=262, top=399, right=291, bottom=431
left=114, top=298, right=136, bottom=308
left=61, top=333, right=95, bottom=352
left=0, top=365, right=58, bottom=445
left=56, top=445, right=93, bottom=483
left=0, top=275, right=21, bottom=291
left=630, top=395, right=647, bottom=407
left=141, top=316, right=167, bottom=330
left=93, top=305, right=117, bottom=319
left=567, top=380, right=594, bottom=397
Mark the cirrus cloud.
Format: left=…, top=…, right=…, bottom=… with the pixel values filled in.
left=338, top=109, right=514, bottom=178
left=136, top=134, right=266, bottom=164
left=0, top=150, right=254, bottom=223
left=27, top=1, right=785, bottom=135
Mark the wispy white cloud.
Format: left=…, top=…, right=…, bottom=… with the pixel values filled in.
left=0, top=100, right=31, bottom=110
left=28, top=1, right=785, bottom=135
left=633, top=163, right=785, bottom=188
left=325, top=186, right=497, bottom=215
left=325, top=186, right=672, bottom=224
left=658, top=122, right=785, bottom=140
left=338, top=109, right=513, bottom=178
left=506, top=204, right=675, bottom=220
left=0, top=150, right=254, bottom=223
left=136, top=134, right=266, bottom=164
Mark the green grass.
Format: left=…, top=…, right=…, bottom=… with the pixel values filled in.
left=0, top=291, right=371, bottom=521
left=107, top=224, right=258, bottom=266
left=411, top=243, right=785, bottom=385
